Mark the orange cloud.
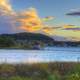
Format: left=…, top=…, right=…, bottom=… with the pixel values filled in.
left=0, top=0, right=14, bottom=15
left=0, top=0, right=16, bottom=16
left=63, top=25, right=75, bottom=29
left=42, top=27, right=56, bottom=35
left=17, top=8, right=43, bottom=32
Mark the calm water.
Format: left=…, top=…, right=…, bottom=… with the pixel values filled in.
left=0, top=47, right=80, bottom=63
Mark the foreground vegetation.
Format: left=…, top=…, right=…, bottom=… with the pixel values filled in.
left=0, top=62, right=80, bottom=80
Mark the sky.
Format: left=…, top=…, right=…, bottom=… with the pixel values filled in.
left=10, top=0, right=80, bottom=26
left=0, top=0, right=80, bottom=41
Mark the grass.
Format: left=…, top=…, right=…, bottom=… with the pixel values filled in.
left=0, top=62, right=80, bottom=80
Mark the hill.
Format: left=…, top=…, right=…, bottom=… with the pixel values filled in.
left=0, top=32, right=54, bottom=49
left=0, top=32, right=80, bottom=49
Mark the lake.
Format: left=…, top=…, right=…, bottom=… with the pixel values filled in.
left=0, top=47, right=80, bottom=63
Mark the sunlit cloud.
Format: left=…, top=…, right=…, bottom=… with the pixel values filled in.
left=63, top=25, right=75, bottom=28
left=17, top=8, right=43, bottom=32
left=42, top=27, right=54, bottom=35
left=51, top=29, right=80, bottom=41
left=0, top=1, right=54, bottom=33
left=42, top=26, right=61, bottom=35
left=62, top=25, right=80, bottom=31
left=0, top=0, right=15, bottom=15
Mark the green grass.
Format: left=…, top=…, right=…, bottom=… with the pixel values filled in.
left=0, top=62, right=80, bottom=80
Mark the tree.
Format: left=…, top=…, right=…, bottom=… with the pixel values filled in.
left=0, top=37, right=15, bottom=47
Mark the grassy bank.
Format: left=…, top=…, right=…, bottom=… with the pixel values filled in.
left=0, top=62, right=80, bottom=80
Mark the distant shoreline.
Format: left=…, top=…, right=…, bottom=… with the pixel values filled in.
left=0, top=46, right=80, bottom=50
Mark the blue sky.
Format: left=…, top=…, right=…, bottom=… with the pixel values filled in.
left=10, top=0, right=80, bottom=26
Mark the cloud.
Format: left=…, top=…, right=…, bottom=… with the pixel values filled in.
left=42, top=16, right=55, bottom=22
left=17, top=8, right=43, bottom=32
left=0, top=0, right=17, bottom=33
left=15, top=7, right=55, bottom=33
left=0, top=0, right=15, bottom=15
left=66, top=8, right=80, bottom=16
left=0, top=0, right=54, bottom=33
left=66, top=12, right=80, bottom=16
left=63, top=25, right=80, bottom=31
left=64, top=28, right=80, bottom=31
left=0, top=1, right=43, bottom=33
left=63, top=25, right=75, bottom=28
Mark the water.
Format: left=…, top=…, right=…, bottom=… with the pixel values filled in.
left=0, top=47, right=80, bottom=63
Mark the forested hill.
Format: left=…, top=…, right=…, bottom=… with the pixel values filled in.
left=0, top=32, right=54, bottom=42
left=0, top=32, right=80, bottom=49
left=0, top=32, right=54, bottom=49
